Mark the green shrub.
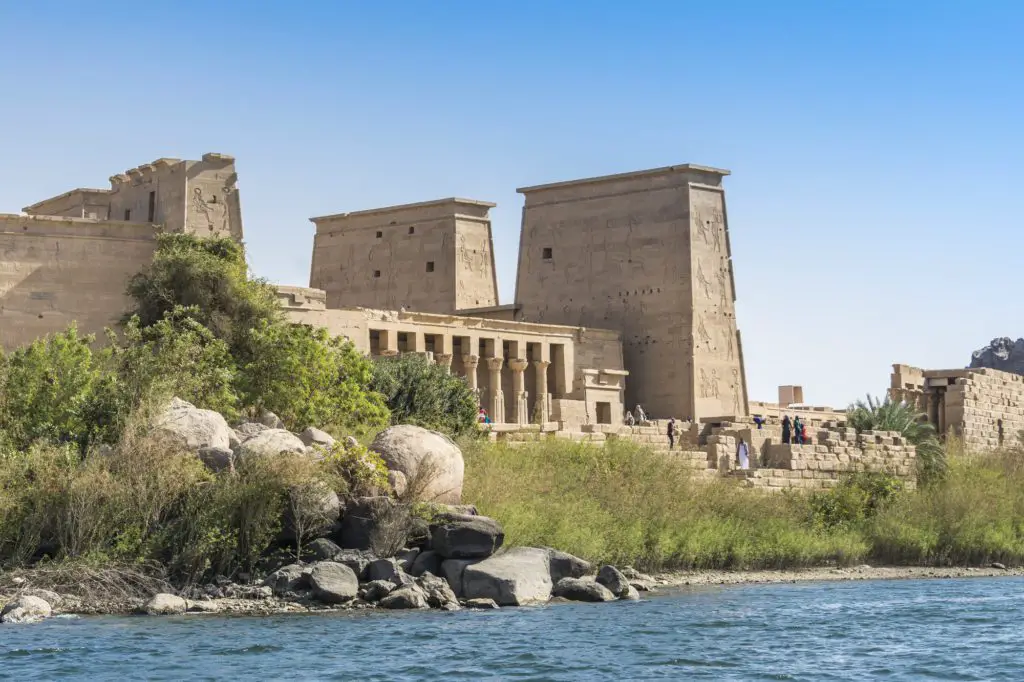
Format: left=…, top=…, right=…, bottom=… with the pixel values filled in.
left=847, top=394, right=947, bottom=484
left=808, top=472, right=904, bottom=531
left=239, top=321, right=389, bottom=431
left=371, top=354, right=478, bottom=436
left=319, top=441, right=390, bottom=500
left=0, top=326, right=100, bottom=451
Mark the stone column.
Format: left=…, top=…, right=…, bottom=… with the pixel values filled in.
left=486, top=357, right=505, bottom=424
left=461, top=354, right=480, bottom=401
left=435, top=353, right=453, bottom=374
left=508, top=358, right=530, bottom=425
left=532, top=360, right=551, bottom=424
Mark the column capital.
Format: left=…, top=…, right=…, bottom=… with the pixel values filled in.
left=379, top=349, right=399, bottom=358
left=461, top=353, right=479, bottom=367
left=485, top=357, right=505, bottom=372
left=435, top=353, right=453, bottom=364
left=508, top=358, right=529, bottom=372
left=531, top=360, right=551, bottom=370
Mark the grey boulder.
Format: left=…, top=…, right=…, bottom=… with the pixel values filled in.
left=198, top=446, right=234, bottom=473
left=596, top=565, right=631, bottom=598
left=417, top=572, right=460, bottom=610
left=1, top=595, right=52, bottom=623
left=410, top=550, right=443, bottom=577
left=370, top=425, right=465, bottom=504
left=359, top=580, right=396, bottom=602
left=264, top=563, right=307, bottom=595
left=142, top=593, right=187, bottom=616
left=307, top=562, right=359, bottom=603
left=298, top=427, right=336, bottom=449
left=546, top=548, right=592, bottom=583
left=237, top=429, right=307, bottom=462
left=552, top=577, right=616, bottom=602
left=379, top=585, right=429, bottom=610
left=461, top=547, right=553, bottom=606
left=153, top=397, right=233, bottom=453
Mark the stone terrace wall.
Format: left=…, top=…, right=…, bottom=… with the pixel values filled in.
left=0, top=215, right=156, bottom=350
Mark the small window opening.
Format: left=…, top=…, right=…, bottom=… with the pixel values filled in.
left=124, top=209, right=131, bottom=220
left=147, top=191, right=156, bottom=222
left=542, top=247, right=553, bottom=260
left=426, top=261, right=435, bottom=272
left=409, top=226, right=415, bottom=235
left=373, top=270, right=381, bottom=278
left=376, top=231, right=383, bottom=238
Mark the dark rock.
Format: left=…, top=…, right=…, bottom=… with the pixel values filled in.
left=263, top=564, right=307, bottom=595
left=379, top=585, right=429, bottom=609
left=417, top=572, right=460, bottom=610
left=307, top=537, right=344, bottom=561
left=630, top=580, right=654, bottom=592
left=411, top=550, right=443, bottom=577
left=430, top=514, right=504, bottom=559
left=596, top=565, right=631, bottom=598
left=971, top=338, right=1024, bottom=375
left=552, top=577, right=616, bottom=602
left=332, top=550, right=375, bottom=579
left=359, top=580, right=396, bottom=602
left=406, top=517, right=431, bottom=549
left=197, top=446, right=234, bottom=473
left=545, top=548, right=591, bottom=583
left=336, top=496, right=396, bottom=550
left=307, top=562, right=359, bottom=603
left=397, top=547, right=420, bottom=572
left=366, top=558, right=402, bottom=584
left=440, top=558, right=480, bottom=598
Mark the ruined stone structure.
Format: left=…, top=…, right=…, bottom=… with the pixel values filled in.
left=514, top=165, right=748, bottom=421
left=1, top=153, right=242, bottom=350
left=891, top=364, right=1024, bottom=450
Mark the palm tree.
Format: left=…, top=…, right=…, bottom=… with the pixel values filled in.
left=846, top=394, right=946, bottom=484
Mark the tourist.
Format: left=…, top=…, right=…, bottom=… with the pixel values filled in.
left=635, top=404, right=647, bottom=424
left=801, top=421, right=809, bottom=445
left=667, top=417, right=676, bottom=450
left=782, top=415, right=792, bottom=444
left=478, top=407, right=489, bottom=424
left=737, top=437, right=750, bottom=470
left=624, top=410, right=635, bottom=427
left=793, top=416, right=803, bottom=444
left=753, top=415, right=764, bottom=430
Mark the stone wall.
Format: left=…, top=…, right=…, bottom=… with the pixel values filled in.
left=309, top=198, right=499, bottom=315
left=514, top=164, right=747, bottom=421
left=0, top=215, right=156, bottom=350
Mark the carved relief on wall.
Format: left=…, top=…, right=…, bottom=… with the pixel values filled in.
left=191, top=188, right=215, bottom=232
left=699, top=368, right=721, bottom=399
left=696, top=317, right=713, bottom=350
left=724, top=329, right=735, bottom=361
left=731, top=368, right=742, bottom=414
left=696, top=263, right=713, bottom=299
left=715, top=266, right=729, bottom=308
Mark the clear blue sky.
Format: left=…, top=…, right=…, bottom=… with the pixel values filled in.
left=1, top=1, right=1021, bottom=408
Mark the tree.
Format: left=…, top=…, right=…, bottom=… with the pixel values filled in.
left=239, top=321, right=389, bottom=431
left=371, top=353, right=478, bottom=436
left=846, top=394, right=946, bottom=484
left=0, top=325, right=99, bottom=450
left=124, top=233, right=280, bottom=362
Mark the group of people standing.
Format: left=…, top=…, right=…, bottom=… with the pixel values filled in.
left=781, top=415, right=809, bottom=445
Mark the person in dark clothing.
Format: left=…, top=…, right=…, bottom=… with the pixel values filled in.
left=793, top=416, right=803, bottom=444
left=753, top=415, right=764, bottom=430
left=667, top=417, right=676, bottom=450
left=781, top=415, right=792, bottom=444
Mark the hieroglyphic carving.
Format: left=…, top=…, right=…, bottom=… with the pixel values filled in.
left=191, top=187, right=214, bottom=232
left=710, top=368, right=720, bottom=399
left=715, top=267, right=728, bottom=308
left=697, top=317, right=712, bottom=350
left=692, top=209, right=709, bottom=246
left=725, top=329, right=735, bottom=361
left=699, top=368, right=710, bottom=398
left=696, top=263, right=712, bottom=299
left=731, top=368, right=742, bottom=414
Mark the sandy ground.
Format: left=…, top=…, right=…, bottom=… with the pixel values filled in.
left=653, top=565, right=1024, bottom=588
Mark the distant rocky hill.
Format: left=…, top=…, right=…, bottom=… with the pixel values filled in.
left=970, top=337, right=1024, bottom=375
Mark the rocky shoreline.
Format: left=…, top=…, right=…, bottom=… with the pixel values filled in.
left=2, top=563, right=1020, bottom=623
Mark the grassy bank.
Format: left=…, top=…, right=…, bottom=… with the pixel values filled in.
left=461, top=438, right=1024, bottom=572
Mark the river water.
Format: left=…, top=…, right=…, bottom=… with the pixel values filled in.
left=2, top=577, right=1020, bottom=680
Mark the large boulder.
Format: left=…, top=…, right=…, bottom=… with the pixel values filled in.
left=263, top=564, right=307, bottom=595
left=379, top=585, right=429, bottom=610
left=461, top=547, right=553, bottom=606
left=596, top=565, right=631, bottom=598
left=431, top=514, right=504, bottom=559
left=370, top=425, right=464, bottom=504
left=552, top=577, right=616, bottom=602
left=546, top=548, right=592, bottom=583
left=235, top=422, right=269, bottom=441
left=365, top=558, right=403, bottom=584
left=307, top=537, right=344, bottom=562
left=237, top=429, right=307, bottom=463
left=153, top=398, right=233, bottom=453
left=410, top=550, right=443, bottom=577
left=197, top=446, right=234, bottom=473
left=335, top=496, right=398, bottom=551
left=1, top=595, right=52, bottom=623
left=359, top=580, right=396, bottom=602
left=307, top=562, right=359, bottom=604
left=281, top=481, right=341, bottom=543
left=298, top=427, right=336, bottom=450
left=142, top=593, right=187, bottom=616
left=440, top=558, right=479, bottom=598
left=971, top=337, right=1024, bottom=375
